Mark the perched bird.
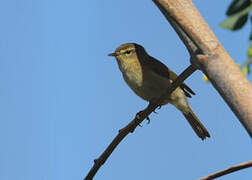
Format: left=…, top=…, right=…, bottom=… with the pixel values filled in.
left=108, top=43, right=210, bottom=140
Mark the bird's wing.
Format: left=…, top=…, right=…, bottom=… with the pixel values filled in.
left=144, top=55, right=170, bottom=79
left=146, top=55, right=195, bottom=98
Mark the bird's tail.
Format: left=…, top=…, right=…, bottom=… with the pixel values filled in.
left=183, top=107, right=210, bottom=140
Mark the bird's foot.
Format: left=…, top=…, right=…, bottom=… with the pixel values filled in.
left=136, top=110, right=151, bottom=125
left=149, top=99, right=162, bottom=113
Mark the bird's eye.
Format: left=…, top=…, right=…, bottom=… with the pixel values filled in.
left=125, top=50, right=132, bottom=55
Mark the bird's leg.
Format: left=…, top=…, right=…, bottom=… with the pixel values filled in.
left=135, top=98, right=162, bottom=126
left=149, top=98, right=162, bottom=114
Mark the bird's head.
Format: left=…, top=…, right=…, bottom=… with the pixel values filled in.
left=108, top=43, right=146, bottom=71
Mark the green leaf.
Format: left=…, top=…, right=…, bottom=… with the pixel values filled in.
left=226, top=0, right=251, bottom=16
left=247, top=43, right=252, bottom=57
left=220, top=13, right=248, bottom=30
left=242, top=66, right=250, bottom=74
left=249, top=15, right=252, bottom=40
left=220, top=4, right=252, bottom=30
left=242, top=44, right=252, bottom=75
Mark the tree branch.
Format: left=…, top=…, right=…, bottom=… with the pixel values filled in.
left=199, top=160, right=252, bottom=180
left=152, top=0, right=252, bottom=137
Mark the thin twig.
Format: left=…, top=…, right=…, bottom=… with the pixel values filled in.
left=199, top=160, right=252, bottom=180
left=84, top=64, right=197, bottom=180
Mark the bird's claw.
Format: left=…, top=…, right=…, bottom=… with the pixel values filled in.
left=136, top=111, right=151, bottom=125
left=146, top=116, right=150, bottom=124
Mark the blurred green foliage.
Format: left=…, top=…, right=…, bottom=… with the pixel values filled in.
left=220, top=0, right=252, bottom=76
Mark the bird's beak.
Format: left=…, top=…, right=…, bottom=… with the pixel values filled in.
left=108, top=52, right=117, bottom=57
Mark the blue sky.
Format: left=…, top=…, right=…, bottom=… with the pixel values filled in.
left=0, top=0, right=251, bottom=180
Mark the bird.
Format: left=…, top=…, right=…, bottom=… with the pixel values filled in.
left=108, top=43, right=210, bottom=140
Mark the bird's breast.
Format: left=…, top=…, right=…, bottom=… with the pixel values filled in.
left=122, top=61, right=144, bottom=89
left=121, top=62, right=170, bottom=102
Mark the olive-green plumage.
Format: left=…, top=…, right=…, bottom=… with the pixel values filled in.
left=108, top=43, right=210, bottom=140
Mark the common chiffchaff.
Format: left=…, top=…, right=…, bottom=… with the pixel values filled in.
left=108, top=43, right=210, bottom=140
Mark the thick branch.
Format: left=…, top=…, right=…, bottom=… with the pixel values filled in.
left=153, top=0, right=252, bottom=137
left=199, top=160, right=252, bottom=180
left=84, top=65, right=197, bottom=180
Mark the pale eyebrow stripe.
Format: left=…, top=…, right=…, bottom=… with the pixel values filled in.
left=121, top=48, right=135, bottom=54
